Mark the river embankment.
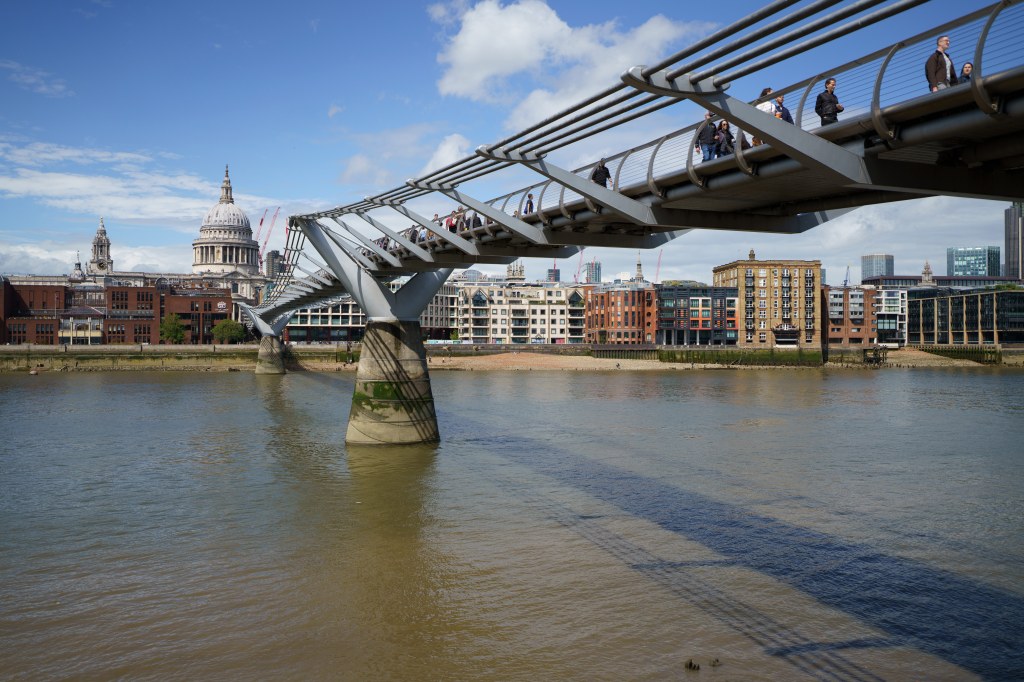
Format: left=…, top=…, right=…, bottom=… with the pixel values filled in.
left=2, top=344, right=1021, bottom=373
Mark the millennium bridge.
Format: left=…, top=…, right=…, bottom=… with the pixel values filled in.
left=242, top=0, right=1024, bottom=445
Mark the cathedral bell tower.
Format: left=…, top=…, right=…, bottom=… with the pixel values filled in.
left=89, top=217, right=113, bottom=274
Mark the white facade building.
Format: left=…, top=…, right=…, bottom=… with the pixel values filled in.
left=873, top=287, right=908, bottom=346
left=456, top=281, right=586, bottom=344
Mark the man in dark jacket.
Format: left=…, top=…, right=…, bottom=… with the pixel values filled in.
left=590, top=159, right=611, bottom=187
left=925, top=35, right=956, bottom=91
left=694, top=111, right=717, bottom=162
left=814, top=78, right=844, bottom=126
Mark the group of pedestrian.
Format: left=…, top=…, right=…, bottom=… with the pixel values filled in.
left=693, top=111, right=745, bottom=161
left=696, top=86, right=798, bottom=161
left=811, top=34, right=970, bottom=134
left=378, top=206, right=486, bottom=254
left=433, top=207, right=482, bottom=238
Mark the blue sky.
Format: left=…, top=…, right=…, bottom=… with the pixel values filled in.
left=0, top=0, right=1014, bottom=285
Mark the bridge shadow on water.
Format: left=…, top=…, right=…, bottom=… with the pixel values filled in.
left=490, top=438, right=1024, bottom=681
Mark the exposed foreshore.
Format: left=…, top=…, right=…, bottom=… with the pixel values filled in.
left=1, top=344, right=1021, bottom=373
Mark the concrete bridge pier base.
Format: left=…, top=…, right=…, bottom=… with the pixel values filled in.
left=255, top=335, right=287, bottom=375
left=346, top=319, right=439, bottom=445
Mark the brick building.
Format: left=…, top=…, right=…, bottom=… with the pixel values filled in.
left=1, top=277, right=231, bottom=345
left=713, top=250, right=822, bottom=348
left=585, top=284, right=656, bottom=344
left=825, top=285, right=880, bottom=348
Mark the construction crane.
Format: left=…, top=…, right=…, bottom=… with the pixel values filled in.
left=253, top=208, right=269, bottom=244
left=574, top=248, right=586, bottom=283
left=654, top=249, right=663, bottom=284
left=259, top=207, right=280, bottom=268
left=842, top=265, right=851, bottom=287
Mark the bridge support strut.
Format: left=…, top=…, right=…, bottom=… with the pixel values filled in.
left=240, top=303, right=293, bottom=376
left=255, top=335, right=287, bottom=375
left=347, top=320, right=439, bottom=445
left=298, top=217, right=453, bottom=445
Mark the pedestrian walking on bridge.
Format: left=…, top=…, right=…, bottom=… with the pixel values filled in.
left=814, top=78, right=844, bottom=126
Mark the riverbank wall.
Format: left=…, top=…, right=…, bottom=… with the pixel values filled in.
left=0, top=344, right=359, bottom=373
left=2, top=343, right=1021, bottom=372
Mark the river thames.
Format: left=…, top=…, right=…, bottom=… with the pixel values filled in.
left=1, top=368, right=1022, bottom=680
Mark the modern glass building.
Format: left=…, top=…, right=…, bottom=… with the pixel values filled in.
left=656, top=285, right=738, bottom=346
left=1007, top=202, right=1023, bottom=280
left=908, top=287, right=1024, bottom=345
left=861, top=254, right=894, bottom=281
left=946, top=246, right=1000, bottom=276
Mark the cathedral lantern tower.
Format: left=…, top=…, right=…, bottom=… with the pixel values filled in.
left=88, top=217, right=113, bottom=274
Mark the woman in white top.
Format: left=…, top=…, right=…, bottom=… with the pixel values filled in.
left=753, top=87, right=773, bottom=145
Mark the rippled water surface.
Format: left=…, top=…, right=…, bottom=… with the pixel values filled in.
left=2, top=368, right=1023, bottom=680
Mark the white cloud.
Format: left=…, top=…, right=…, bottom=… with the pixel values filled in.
left=0, top=60, right=74, bottom=98
left=328, top=103, right=344, bottom=119
left=433, top=1, right=712, bottom=129
left=112, top=244, right=195, bottom=274
left=0, top=168, right=213, bottom=225
left=437, top=1, right=572, bottom=101
left=427, top=0, right=470, bottom=25
left=0, top=141, right=152, bottom=168
left=419, top=133, right=470, bottom=176
left=0, top=239, right=194, bottom=277
left=334, top=123, right=465, bottom=193
left=339, top=154, right=392, bottom=187
left=0, top=242, right=77, bottom=276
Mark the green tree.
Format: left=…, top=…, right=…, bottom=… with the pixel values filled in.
left=160, top=314, right=186, bottom=344
left=449, top=329, right=460, bottom=341
left=212, top=318, right=246, bottom=344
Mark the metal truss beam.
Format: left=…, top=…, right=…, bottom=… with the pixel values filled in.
left=621, top=66, right=870, bottom=185
left=291, top=263, right=335, bottom=287
left=352, top=212, right=435, bottom=262
left=478, top=146, right=852, bottom=234
left=477, top=147, right=665, bottom=227
left=323, top=225, right=379, bottom=272
left=239, top=303, right=292, bottom=337
left=335, top=217, right=404, bottom=268
left=300, top=218, right=397, bottom=318
left=298, top=217, right=454, bottom=321
left=368, top=199, right=482, bottom=256
left=407, top=179, right=551, bottom=244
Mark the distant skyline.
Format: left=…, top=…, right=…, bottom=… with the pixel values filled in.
left=0, top=0, right=1012, bottom=286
